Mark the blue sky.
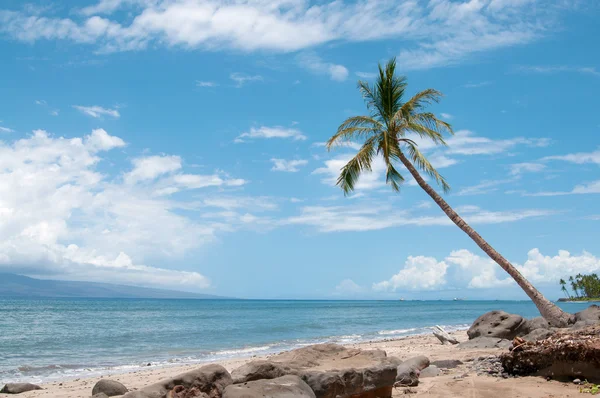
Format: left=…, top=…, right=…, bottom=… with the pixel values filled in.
left=0, top=0, right=599, bottom=300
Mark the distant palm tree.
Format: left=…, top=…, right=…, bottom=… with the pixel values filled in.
left=570, top=276, right=580, bottom=298
left=326, top=58, right=573, bottom=327
left=559, top=278, right=571, bottom=299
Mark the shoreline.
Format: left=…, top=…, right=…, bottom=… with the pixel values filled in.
left=3, top=324, right=471, bottom=385
left=4, top=330, right=582, bottom=398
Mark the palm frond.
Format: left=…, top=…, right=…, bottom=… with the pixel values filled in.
left=376, top=59, right=407, bottom=123
left=337, top=137, right=377, bottom=195
left=405, top=142, right=451, bottom=193
left=385, top=162, right=405, bottom=192
left=399, top=89, right=444, bottom=117
left=357, top=80, right=385, bottom=122
left=326, top=116, right=382, bottom=150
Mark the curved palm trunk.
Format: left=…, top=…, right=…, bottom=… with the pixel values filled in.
left=397, top=152, right=573, bottom=327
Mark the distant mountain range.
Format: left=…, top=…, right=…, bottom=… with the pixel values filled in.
left=0, top=273, right=229, bottom=299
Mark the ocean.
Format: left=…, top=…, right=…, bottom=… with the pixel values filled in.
left=0, top=298, right=586, bottom=384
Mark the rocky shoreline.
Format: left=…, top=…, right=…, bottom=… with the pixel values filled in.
left=2, top=305, right=599, bottom=398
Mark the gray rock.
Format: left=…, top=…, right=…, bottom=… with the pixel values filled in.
left=467, top=311, right=528, bottom=340
left=121, top=364, right=232, bottom=398
left=92, top=380, right=128, bottom=397
left=522, top=328, right=555, bottom=342
left=523, top=317, right=550, bottom=333
left=420, top=365, right=441, bottom=378
left=458, top=336, right=512, bottom=349
left=0, top=383, right=43, bottom=394
left=236, top=344, right=397, bottom=398
left=223, top=375, right=315, bottom=398
left=573, top=305, right=600, bottom=329
left=231, top=360, right=291, bottom=384
left=431, top=359, right=463, bottom=369
left=395, top=356, right=430, bottom=387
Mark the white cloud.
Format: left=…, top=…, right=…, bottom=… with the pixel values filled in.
left=0, top=0, right=562, bottom=71
left=543, top=149, right=600, bottom=165
left=0, top=126, right=15, bottom=133
left=373, top=255, right=448, bottom=291
left=457, top=178, right=516, bottom=196
left=286, top=203, right=555, bottom=233
left=235, top=126, right=306, bottom=143
left=270, top=158, right=308, bottom=172
left=355, top=72, right=377, bottom=79
left=527, top=180, right=600, bottom=197
left=0, top=128, right=257, bottom=291
left=196, top=80, right=218, bottom=87
left=516, top=65, right=600, bottom=77
left=73, top=105, right=120, bottom=118
left=463, top=81, right=492, bottom=88
left=125, top=155, right=182, bottom=184
left=373, top=248, right=600, bottom=292
left=440, top=130, right=549, bottom=156
left=446, top=249, right=513, bottom=288
left=517, top=249, right=600, bottom=284
left=510, top=162, right=546, bottom=175
left=334, top=278, right=364, bottom=295
left=35, top=99, right=47, bottom=105
left=297, top=53, right=348, bottom=81
left=230, top=73, right=263, bottom=87
left=440, top=113, right=453, bottom=120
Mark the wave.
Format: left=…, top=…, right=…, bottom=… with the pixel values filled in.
left=2, top=323, right=471, bottom=384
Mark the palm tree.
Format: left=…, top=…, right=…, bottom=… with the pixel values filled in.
left=326, top=58, right=573, bottom=327
left=559, top=278, right=571, bottom=299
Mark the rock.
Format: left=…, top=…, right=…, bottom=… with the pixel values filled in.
left=501, top=325, right=600, bottom=382
left=573, top=378, right=582, bottom=385
left=92, top=380, right=128, bottom=397
left=92, top=394, right=110, bottom=398
left=234, top=344, right=397, bottom=398
left=431, top=359, right=463, bottom=369
left=0, top=383, right=43, bottom=394
left=122, top=364, right=232, bottom=398
left=458, top=336, right=512, bottom=349
left=395, top=356, right=430, bottom=387
left=467, top=311, right=528, bottom=340
left=523, top=317, right=551, bottom=333
left=420, top=365, right=441, bottom=378
left=167, top=385, right=209, bottom=398
left=572, top=305, right=600, bottom=329
left=522, top=328, right=555, bottom=342
left=223, top=375, right=315, bottom=398
left=230, top=360, right=291, bottom=384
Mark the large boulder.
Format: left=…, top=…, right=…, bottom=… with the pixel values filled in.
left=458, top=336, right=512, bottom=349
left=522, top=328, right=555, bottom=342
left=523, top=317, right=551, bottom=333
left=501, top=325, right=600, bottom=382
left=0, top=383, right=43, bottom=394
left=92, top=379, right=128, bottom=397
left=395, top=356, right=429, bottom=387
left=230, top=344, right=397, bottom=398
left=572, top=305, right=600, bottom=329
left=230, top=360, right=291, bottom=384
left=467, top=311, right=528, bottom=340
left=223, top=375, right=315, bottom=398
left=122, top=364, right=232, bottom=398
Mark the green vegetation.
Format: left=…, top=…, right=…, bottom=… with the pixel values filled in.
left=560, top=274, right=600, bottom=300
left=326, top=57, right=572, bottom=327
left=580, top=382, right=600, bottom=395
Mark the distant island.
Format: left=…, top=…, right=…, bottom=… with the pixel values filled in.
left=559, top=273, right=600, bottom=302
left=0, top=273, right=229, bottom=299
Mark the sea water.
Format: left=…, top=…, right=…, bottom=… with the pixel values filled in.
left=0, top=299, right=586, bottom=383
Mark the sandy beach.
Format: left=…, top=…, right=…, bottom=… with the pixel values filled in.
left=3, top=331, right=581, bottom=398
